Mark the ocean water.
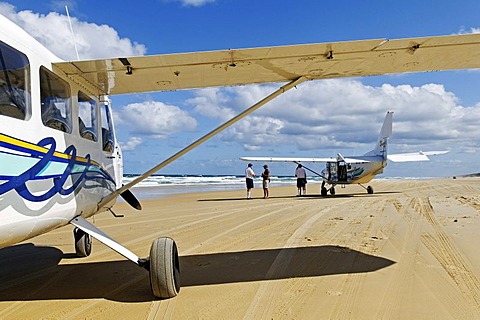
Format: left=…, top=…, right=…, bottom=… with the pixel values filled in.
left=122, top=174, right=434, bottom=200
left=123, top=174, right=323, bottom=200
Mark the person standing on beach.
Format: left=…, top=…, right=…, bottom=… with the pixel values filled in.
left=261, top=164, right=271, bottom=199
left=245, top=163, right=256, bottom=199
left=295, top=164, right=307, bottom=196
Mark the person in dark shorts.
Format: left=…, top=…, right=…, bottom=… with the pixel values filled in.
left=245, top=163, right=256, bottom=199
left=295, top=164, right=307, bottom=196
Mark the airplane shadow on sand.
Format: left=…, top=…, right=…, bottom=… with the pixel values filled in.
left=197, top=190, right=400, bottom=202
left=0, top=243, right=395, bottom=303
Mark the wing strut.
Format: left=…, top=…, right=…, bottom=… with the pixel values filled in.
left=97, top=76, right=307, bottom=209
left=70, top=216, right=144, bottom=265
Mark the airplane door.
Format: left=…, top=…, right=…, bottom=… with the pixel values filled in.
left=338, top=161, right=347, bottom=182
left=100, top=101, right=123, bottom=188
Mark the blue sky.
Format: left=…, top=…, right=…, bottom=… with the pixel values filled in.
left=2, top=0, right=480, bottom=177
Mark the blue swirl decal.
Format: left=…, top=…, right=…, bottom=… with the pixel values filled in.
left=0, top=133, right=114, bottom=201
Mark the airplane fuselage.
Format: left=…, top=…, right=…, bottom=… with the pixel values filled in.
left=0, top=14, right=122, bottom=248
left=320, top=156, right=387, bottom=186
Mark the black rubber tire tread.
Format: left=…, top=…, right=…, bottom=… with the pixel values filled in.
left=74, top=227, right=92, bottom=257
left=321, top=187, right=328, bottom=196
left=149, top=237, right=180, bottom=299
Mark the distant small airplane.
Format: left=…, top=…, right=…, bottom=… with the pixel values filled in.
left=0, top=8, right=476, bottom=299
left=241, top=112, right=448, bottom=196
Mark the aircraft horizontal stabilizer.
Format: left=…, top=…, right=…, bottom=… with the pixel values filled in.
left=239, top=157, right=370, bottom=164
left=387, top=150, right=449, bottom=162
left=421, top=150, right=450, bottom=156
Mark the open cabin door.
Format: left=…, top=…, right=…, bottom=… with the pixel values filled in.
left=337, top=161, right=348, bottom=183
left=100, top=99, right=123, bottom=188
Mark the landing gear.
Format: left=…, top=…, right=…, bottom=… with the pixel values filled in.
left=321, top=186, right=328, bottom=196
left=74, top=227, right=92, bottom=257
left=70, top=217, right=181, bottom=299
left=149, top=237, right=181, bottom=299
left=321, top=186, right=335, bottom=196
left=359, top=184, right=374, bottom=195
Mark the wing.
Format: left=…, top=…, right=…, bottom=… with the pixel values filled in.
left=240, top=156, right=336, bottom=163
left=240, top=157, right=370, bottom=163
left=387, top=150, right=449, bottom=162
left=53, top=34, right=480, bottom=95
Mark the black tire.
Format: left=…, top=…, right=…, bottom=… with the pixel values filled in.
left=149, top=237, right=180, bottom=299
left=321, top=187, right=328, bottom=196
left=74, top=227, right=92, bottom=257
left=367, top=186, right=374, bottom=194
left=330, top=187, right=335, bottom=195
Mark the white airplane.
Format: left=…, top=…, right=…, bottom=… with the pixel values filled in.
left=1, top=10, right=480, bottom=299
left=241, top=111, right=449, bottom=196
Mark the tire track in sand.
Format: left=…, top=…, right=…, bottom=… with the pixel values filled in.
left=271, top=198, right=388, bottom=319
left=0, top=266, right=73, bottom=319
left=327, top=199, right=388, bottom=319
left=414, top=197, right=480, bottom=308
left=456, top=195, right=480, bottom=214
left=374, top=197, right=431, bottom=319
left=148, top=198, right=331, bottom=320
left=82, top=200, right=290, bottom=260
left=59, top=201, right=295, bottom=320
left=243, top=198, right=355, bottom=320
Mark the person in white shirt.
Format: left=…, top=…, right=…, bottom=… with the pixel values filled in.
left=295, top=164, right=307, bottom=196
left=245, top=163, right=256, bottom=199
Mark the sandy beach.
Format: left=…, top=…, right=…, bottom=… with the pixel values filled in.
left=0, top=178, right=480, bottom=319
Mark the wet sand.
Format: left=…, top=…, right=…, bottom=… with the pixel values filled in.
left=0, top=178, right=480, bottom=319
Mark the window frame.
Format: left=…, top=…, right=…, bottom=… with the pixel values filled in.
left=40, top=66, right=72, bottom=133
left=0, top=39, right=31, bottom=121
left=100, top=103, right=115, bottom=153
left=78, top=91, right=98, bottom=142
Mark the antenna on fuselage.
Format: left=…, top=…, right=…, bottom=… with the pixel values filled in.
left=65, top=6, right=80, bottom=60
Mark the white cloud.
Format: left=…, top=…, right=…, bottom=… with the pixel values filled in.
left=120, top=137, right=143, bottom=151
left=459, top=26, right=480, bottom=34
left=0, top=3, right=146, bottom=60
left=119, top=101, right=197, bottom=138
left=175, top=0, right=216, bottom=7
left=160, top=0, right=216, bottom=7
left=220, top=116, right=285, bottom=151
left=187, top=88, right=236, bottom=121
left=187, top=79, right=480, bottom=153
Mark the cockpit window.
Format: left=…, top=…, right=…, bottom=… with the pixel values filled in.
left=40, top=66, right=72, bottom=133
left=78, top=91, right=98, bottom=141
left=100, top=103, right=115, bottom=153
left=0, top=40, right=30, bottom=120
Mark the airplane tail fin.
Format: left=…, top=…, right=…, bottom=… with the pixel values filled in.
left=364, top=111, right=393, bottom=159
